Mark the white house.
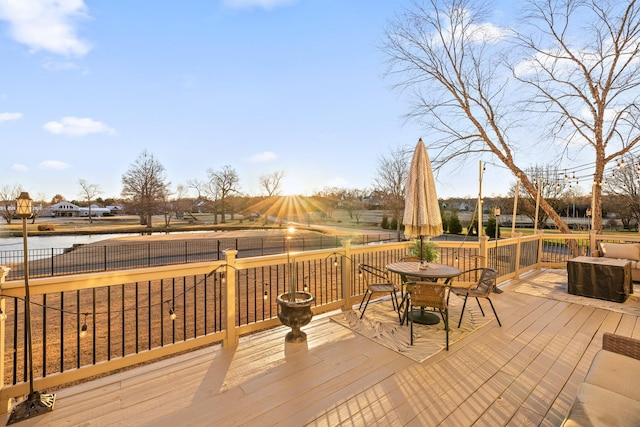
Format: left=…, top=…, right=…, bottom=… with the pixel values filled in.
left=45, top=202, right=112, bottom=217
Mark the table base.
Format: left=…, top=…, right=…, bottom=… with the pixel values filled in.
left=409, top=309, right=440, bottom=325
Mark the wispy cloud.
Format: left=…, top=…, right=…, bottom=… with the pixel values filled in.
left=0, top=0, right=92, bottom=56
left=249, top=151, right=277, bottom=162
left=0, top=112, right=22, bottom=122
left=12, top=163, right=28, bottom=172
left=42, top=59, right=80, bottom=71
left=43, top=116, right=116, bottom=136
left=433, top=8, right=508, bottom=46
left=39, top=160, right=70, bottom=170
left=222, top=0, right=296, bottom=10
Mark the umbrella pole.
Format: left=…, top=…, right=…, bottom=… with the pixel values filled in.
left=420, top=236, right=424, bottom=262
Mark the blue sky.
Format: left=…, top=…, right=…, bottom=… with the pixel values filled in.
left=0, top=0, right=514, bottom=202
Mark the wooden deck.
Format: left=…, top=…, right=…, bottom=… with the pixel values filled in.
left=8, top=269, right=640, bottom=426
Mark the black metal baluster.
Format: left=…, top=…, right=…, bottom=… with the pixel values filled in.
left=193, top=275, right=197, bottom=338
left=148, top=281, right=151, bottom=351
left=182, top=278, right=186, bottom=340
left=42, top=294, right=47, bottom=377
left=135, top=282, right=139, bottom=354
left=92, top=288, right=96, bottom=365
left=60, top=292, right=64, bottom=373
left=121, top=284, right=125, bottom=358
left=76, top=290, right=81, bottom=369
left=204, top=275, right=208, bottom=335
left=107, top=286, right=111, bottom=361
left=172, top=278, right=176, bottom=344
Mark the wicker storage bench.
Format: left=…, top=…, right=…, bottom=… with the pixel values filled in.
left=562, top=333, right=640, bottom=426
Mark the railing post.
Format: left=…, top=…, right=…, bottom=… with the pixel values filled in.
left=513, top=232, right=523, bottom=279
left=479, top=235, right=489, bottom=268
left=223, top=250, right=239, bottom=348
left=0, top=266, right=10, bottom=413
left=340, top=239, right=353, bottom=311
left=537, top=230, right=544, bottom=268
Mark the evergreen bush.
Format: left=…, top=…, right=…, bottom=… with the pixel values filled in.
left=448, top=212, right=463, bottom=234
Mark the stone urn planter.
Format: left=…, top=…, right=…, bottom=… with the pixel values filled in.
left=276, top=291, right=315, bottom=343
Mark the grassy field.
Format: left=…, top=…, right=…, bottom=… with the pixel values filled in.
left=0, top=209, right=392, bottom=238
left=2, top=208, right=635, bottom=239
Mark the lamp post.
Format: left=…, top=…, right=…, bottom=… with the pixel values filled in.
left=586, top=208, right=592, bottom=231
left=7, top=192, right=56, bottom=425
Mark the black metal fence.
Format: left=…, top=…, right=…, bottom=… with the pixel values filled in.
left=1, top=232, right=398, bottom=280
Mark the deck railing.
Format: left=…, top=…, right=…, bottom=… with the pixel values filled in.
left=0, top=230, right=614, bottom=412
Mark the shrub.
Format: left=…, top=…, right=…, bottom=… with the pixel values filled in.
left=485, top=217, right=501, bottom=238
left=409, top=239, right=439, bottom=262
left=381, top=215, right=389, bottom=229
left=448, top=212, right=463, bottom=234
left=37, top=224, right=55, bottom=231
left=389, top=217, right=398, bottom=230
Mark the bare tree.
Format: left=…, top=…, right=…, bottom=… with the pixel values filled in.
left=186, top=179, right=203, bottom=199
left=121, top=150, right=171, bottom=227
left=382, top=0, right=640, bottom=233
left=164, top=184, right=196, bottom=226
left=509, top=165, right=571, bottom=228
left=259, top=171, right=285, bottom=197
left=342, top=188, right=367, bottom=225
left=373, top=147, right=411, bottom=239
left=50, top=194, right=65, bottom=204
left=0, top=184, right=23, bottom=224
left=205, top=165, right=240, bottom=224
left=78, top=179, right=102, bottom=223
left=603, top=154, right=640, bottom=227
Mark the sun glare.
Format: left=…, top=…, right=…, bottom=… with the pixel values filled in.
left=247, top=195, right=328, bottom=225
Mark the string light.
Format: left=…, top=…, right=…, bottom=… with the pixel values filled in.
left=80, top=313, right=88, bottom=338
left=169, top=308, right=176, bottom=320
left=0, top=308, right=7, bottom=321
left=263, top=291, right=268, bottom=300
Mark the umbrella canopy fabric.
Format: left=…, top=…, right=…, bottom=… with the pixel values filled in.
left=403, top=138, right=443, bottom=239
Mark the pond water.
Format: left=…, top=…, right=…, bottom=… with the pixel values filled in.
left=0, top=231, right=210, bottom=252
left=0, top=234, right=139, bottom=251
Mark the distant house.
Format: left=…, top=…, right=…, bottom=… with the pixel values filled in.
left=45, top=202, right=112, bottom=217
left=106, top=205, right=125, bottom=215
left=458, top=202, right=470, bottom=211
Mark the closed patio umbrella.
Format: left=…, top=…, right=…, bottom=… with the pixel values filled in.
left=403, top=138, right=443, bottom=259
left=403, top=138, right=444, bottom=325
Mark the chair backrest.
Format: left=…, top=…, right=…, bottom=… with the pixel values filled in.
left=474, top=268, right=497, bottom=296
left=359, top=264, right=392, bottom=285
left=408, top=281, right=449, bottom=310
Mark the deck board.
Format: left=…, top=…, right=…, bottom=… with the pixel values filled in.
left=8, top=269, right=640, bottom=427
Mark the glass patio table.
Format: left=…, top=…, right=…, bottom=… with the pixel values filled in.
left=386, top=261, right=462, bottom=325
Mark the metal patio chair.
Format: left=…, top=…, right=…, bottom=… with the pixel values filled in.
left=407, top=281, right=450, bottom=349
left=449, top=267, right=501, bottom=328
left=358, top=264, right=401, bottom=322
